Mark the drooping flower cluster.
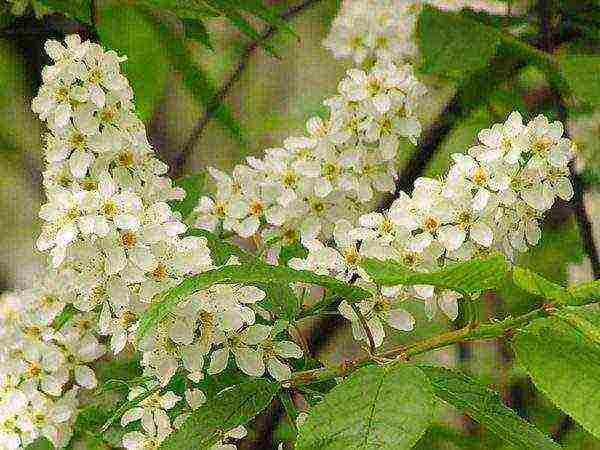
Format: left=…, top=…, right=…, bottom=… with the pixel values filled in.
left=291, top=111, right=575, bottom=346
left=194, top=0, right=428, bottom=245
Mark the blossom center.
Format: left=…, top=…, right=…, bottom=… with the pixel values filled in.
left=151, top=263, right=169, bottom=281
left=473, top=167, right=489, bottom=186
left=424, top=216, right=440, bottom=233
left=120, top=231, right=137, bottom=249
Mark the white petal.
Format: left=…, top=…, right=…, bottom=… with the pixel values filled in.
left=121, top=407, right=144, bottom=427
left=234, top=347, right=265, bottom=377
left=208, top=347, right=229, bottom=375
left=385, top=309, right=415, bottom=331
left=273, top=341, right=303, bottom=358
left=470, top=222, right=493, bottom=247
left=267, top=357, right=292, bottom=381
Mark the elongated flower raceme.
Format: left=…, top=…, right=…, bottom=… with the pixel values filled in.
left=0, top=35, right=307, bottom=449
left=290, top=111, right=576, bottom=346
left=193, top=60, right=426, bottom=244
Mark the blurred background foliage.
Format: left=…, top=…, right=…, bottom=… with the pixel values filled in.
left=0, top=0, right=599, bottom=448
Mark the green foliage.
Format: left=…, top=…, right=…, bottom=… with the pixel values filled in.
left=137, top=261, right=370, bottom=339
left=418, top=365, right=560, bottom=449
left=559, top=55, right=600, bottom=107
left=279, top=243, right=308, bottom=267
left=296, top=364, right=436, bottom=449
left=259, top=282, right=301, bottom=321
left=101, top=385, right=161, bottom=432
left=512, top=266, right=600, bottom=306
left=361, top=254, right=509, bottom=297
left=569, top=280, right=600, bottom=305
left=181, top=18, right=214, bottom=50
left=512, top=266, right=571, bottom=303
left=25, top=438, right=53, bottom=450
left=139, top=0, right=294, bottom=56
left=169, top=172, right=207, bottom=218
left=0, top=3, right=15, bottom=29
left=512, top=310, right=600, bottom=439
left=418, top=6, right=501, bottom=79
left=36, top=0, right=92, bottom=24
left=160, top=379, right=280, bottom=449
left=554, top=308, right=600, bottom=348
left=204, top=0, right=278, bottom=56
left=97, top=4, right=170, bottom=122
left=150, top=18, right=246, bottom=144
left=188, top=228, right=255, bottom=264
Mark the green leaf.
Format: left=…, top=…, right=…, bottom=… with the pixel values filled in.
left=25, top=438, right=53, bottom=450
left=418, top=5, right=501, bottom=79
left=97, top=4, right=170, bottom=122
left=206, top=0, right=278, bottom=57
left=259, top=282, right=300, bottom=321
left=150, top=18, right=246, bottom=144
left=279, top=243, right=308, bottom=267
left=169, top=172, right=207, bottom=218
left=559, top=55, right=600, bottom=107
left=160, top=379, right=280, bottom=449
left=512, top=311, right=600, bottom=439
left=554, top=308, right=600, bottom=348
left=101, top=385, right=161, bottom=432
left=37, top=0, right=92, bottom=24
left=361, top=254, right=509, bottom=297
left=235, top=0, right=298, bottom=38
left=417, top=365, right=560, bottom=450
left=138, top=263, right=370, bottom=339
left=0, top=4, right=15, bottom=30
left=181, top=18, right=214, bottom=50
left=512, top=266, right=570, bottom=303
left=568, top=280, right=600, bottom=306
left=296, top=364, right=436, bottom=449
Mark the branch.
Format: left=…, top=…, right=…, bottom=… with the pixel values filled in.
left=286, top=304, right=564, bottom=388
left=170, top=0, right=322, bottom=178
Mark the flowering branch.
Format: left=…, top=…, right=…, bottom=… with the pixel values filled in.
left=285, top=301, right=581, bottom=389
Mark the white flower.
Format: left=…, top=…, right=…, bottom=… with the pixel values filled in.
left=121, top=387, right=181, bottom=440
left=208, top=327, right=265, bottom=377
left=338, top=287, right=414, bottom=347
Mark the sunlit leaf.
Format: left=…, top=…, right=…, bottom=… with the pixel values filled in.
left=98, top=4, right=170, bottom=122
left=512, top=310, right=600, bottom=439
left=418, top=365, right=560, bottom=449
left=296, top=364, right=436, bottom=449
left=362, top=254, right=509, bottom=297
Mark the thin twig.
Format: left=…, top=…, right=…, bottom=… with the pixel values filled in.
left=170, top=0, right=322, bottom=178
left=286, top=305, right=561, bottom=388
left=349, top=301, right=377, bottom=355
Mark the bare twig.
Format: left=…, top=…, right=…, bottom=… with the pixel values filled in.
left=171, top=0, right=322, bottom=179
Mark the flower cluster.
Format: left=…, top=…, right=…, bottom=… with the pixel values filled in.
left=0, top=276, right=96, bottom=449
left=194, top=60, right=426, bottom=243
left=323, top=0, right=422, bottom=65
left=1, top=35, right=307, bottom=449
left=291, top=111, right=575, bottom=346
